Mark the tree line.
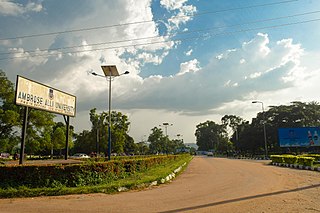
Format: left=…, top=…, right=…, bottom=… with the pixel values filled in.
left=195, top=102, right=320, bottom=156
left=2, top=69, right=320, bottom=157
left=0, top=70, right=186, bottom=156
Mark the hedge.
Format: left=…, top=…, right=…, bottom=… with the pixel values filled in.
left=301, top=154, right=320, bottom=162
left=0, top=155, right=186, bottom=189
left=270, top=155, right=315, bottom=167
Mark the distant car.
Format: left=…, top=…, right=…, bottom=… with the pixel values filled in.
left=70, top=153, right=90, bottom=159
left=207, top=152, right=214, bottom=157
left=0, top=153, right=10, bottom=159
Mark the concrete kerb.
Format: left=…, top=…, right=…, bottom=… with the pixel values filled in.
left=160, top=162, right=187, bottom=184
left=271, top=162, right=320, bottom=172
left=117, top=162, right=188, bottom=192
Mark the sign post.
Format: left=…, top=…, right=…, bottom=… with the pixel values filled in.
left=15, top=75, right=76, bottom=164
left=19, top=106, right=28, bottom=165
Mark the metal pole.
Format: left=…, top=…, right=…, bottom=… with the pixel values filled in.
left=19, top=106, right=28, bottom=165
left=261, top=103, right=268, bottom=159
left=63, top=115, right=70, bottom=160
left=108, top=71, right=112, bottom=160
left=96, top=128, right=99, bottom=155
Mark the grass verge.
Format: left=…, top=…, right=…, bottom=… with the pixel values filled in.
left=0, top=155, right=193, bottom=198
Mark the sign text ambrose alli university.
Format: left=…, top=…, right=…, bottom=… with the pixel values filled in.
left=15, top=76, right=76, bottom=117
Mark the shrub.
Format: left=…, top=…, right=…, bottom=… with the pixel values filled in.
left=271, top=155, right=315, bottom=167
left=302, top=154, right=320, bottom=162
left=297, top=157, right=315, bottom=167
left=0, top=154, right=188, bottom=189
left=283, top=155, right=298, bottom=165
left=270, top=155, right=284, bottom=163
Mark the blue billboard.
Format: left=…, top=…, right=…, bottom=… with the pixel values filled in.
left=278, top=127, right=320, bottom=147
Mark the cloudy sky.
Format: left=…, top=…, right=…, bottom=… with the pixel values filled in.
left=1, top=0, right=320, bottom=144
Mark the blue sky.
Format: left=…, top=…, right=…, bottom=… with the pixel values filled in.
left=1, top=0, right=320, bottom=143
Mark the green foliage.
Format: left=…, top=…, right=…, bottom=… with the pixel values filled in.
left=265, top=101, right=320, bottom=153
left=52, top=127, right=66, bottom=149
left=74, top=108, right=133, bottom=155
left=271, top=155, right=315, bottom=167
left=283, top=155, right=298, bottom=165
left=0, top=70, right=21, bottom=153
left=195, top=120, right=227, bottom=151
left=270, top=155, right=285, bottom=163
left=136, top=142, right=149, bottom=155
left=0, top=154, right=192, bottom=198
left=227, top=101, right=320, bottom=155
left=297, top=157, right=315, bottom=167
left=301, top=154, right=320, bottom=162
left=148, top=127, right=167, bottom=154
left=0, top=155, right=187, bottom=190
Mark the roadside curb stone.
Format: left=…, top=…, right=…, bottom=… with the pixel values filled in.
left=271, top=162, right=320, bottom=172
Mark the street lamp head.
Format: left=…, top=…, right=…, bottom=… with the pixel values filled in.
left=123, top=71, right=130, bottom=75
left=91, top=72, right=98, bottom=76
left=101, top=65, right=119, bottom=77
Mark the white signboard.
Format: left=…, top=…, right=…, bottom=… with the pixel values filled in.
left=15, top=75, right=76, bottom=117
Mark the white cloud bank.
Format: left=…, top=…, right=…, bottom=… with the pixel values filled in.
left=0, top=0, right=43, bottom=16
left=1, top=1, right=320, bottom=144
left=114, top=33, right=307, bottom=114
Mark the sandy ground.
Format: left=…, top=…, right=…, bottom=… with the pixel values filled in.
left=0, top=156, right=319, bottom=213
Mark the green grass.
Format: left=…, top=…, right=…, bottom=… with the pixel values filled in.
left=0, top=155, right=193, bottom=198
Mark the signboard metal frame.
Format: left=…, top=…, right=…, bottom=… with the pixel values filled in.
left=15, top=75, right=76, bottom=117
left=14, top=75, right=76, bottom=164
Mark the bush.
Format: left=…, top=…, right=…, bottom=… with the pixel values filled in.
left=270, top=155, right=284, bottom=163
left=297, top=157, right=315, bottom=167
left=271, top=155, right=315, bottom=167
left=302, top=154, right=320, bottom=162
left=283, top=155, right=298, bottom=165
left=0, top=154, right=187, bottom=189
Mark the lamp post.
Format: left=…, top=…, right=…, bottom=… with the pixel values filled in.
left=177, top=134, right=182, bottom=140
left=159, top=122, right=173, bottom=137
left=91, top=65, right=129, bottom=160
left=252, top=101, right=268, bottom=159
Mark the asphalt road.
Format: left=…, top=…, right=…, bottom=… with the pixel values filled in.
left=0, top=156, right=319, bottom=213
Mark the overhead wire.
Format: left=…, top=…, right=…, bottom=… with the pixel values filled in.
left=0, top=10, right=319, bottom=56
left=1, top=17, right=319, bottom=61
left=0, top=0, right=299, bottom=41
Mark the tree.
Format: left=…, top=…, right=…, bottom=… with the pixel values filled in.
left=52, top=123, right=65, bottom=146
left=195, top=120, right=226, bottom=151
left=136, top=141, right=149, bottom=155
left=0, top=70, right=20, bottom=152
left=89, top=108, right=106, bottom=154
left=148, top=127, right=167, bottom=154
left=234, top=101, right=320, bottom=155
left=25, top=109, right=55, bottom=155
left=168, top=139, right=185, bottom=153
left=221, top=115, right=245, bottom=141
left=73, top=130, right=95, bottom=154
left=264, top=101, right=320, bottom=153
left=123, top=134, right=136, bottom=154
left=74, top=108, right=133, bottom=155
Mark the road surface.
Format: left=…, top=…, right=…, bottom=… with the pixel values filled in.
left=0, top=156, right=319, bottom=212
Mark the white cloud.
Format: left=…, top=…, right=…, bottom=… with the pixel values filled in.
left=160, top=0, right=188, bottom=10
left=160, top=0, right=197, bottom=34
left=177, top=59, right=200, bottom=76
left=113, top=33, right=307, bottom=115
left=0, top=0, right=43, bottom=16
left=2, top=1, right=320, bottom=144
left=185, top=49, right=193, bottom=56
